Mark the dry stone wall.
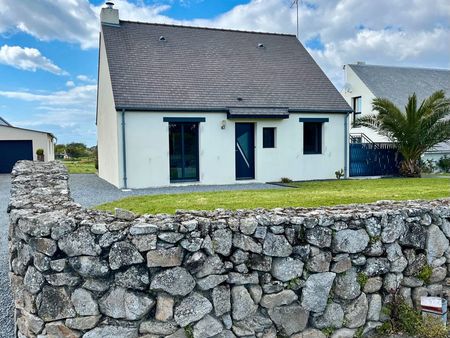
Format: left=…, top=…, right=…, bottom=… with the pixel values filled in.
left=8, top=161, right=450, bottom=338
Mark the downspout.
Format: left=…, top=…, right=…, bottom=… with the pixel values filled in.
left=344, top=112, right=351, bottom=178
left=121, top=109, right=128, bottom=189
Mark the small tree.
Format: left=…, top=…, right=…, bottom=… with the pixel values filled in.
left=355, top=90, right=450, bottom=177
left=54, top=144, right=66, bottom=154
left=65, top=142, right=88, bottom=158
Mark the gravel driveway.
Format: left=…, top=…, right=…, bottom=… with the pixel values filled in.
left=69, top=174, right=284, bottom=208
left=0, top=174, right=14, bottom=338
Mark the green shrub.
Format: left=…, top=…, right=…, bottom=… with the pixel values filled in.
left=286, top=277, right=301, bottom=290
left=357, top=272, right=368, bottom=288
left=380, top=290, right=448, bottom=338
left=36, top=148, right=44, bottom=156
left=184, top=325, right=194, bottom=338
left=335, top=168, right=344, bottom=179
left=321, top=327, right=335, bottom=337
left=280, top=177, right=293, bottom=184
left=417, top=264, right=433, bottom=284
left=437, top=155, right=450, bottom=173
left=418, top=314, right=450, bottom=338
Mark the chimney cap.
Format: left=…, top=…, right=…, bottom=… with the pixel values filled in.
left=105, top=1, right=114, bottom=8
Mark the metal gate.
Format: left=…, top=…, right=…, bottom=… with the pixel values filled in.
left=350, top=142, right=402, bottom=177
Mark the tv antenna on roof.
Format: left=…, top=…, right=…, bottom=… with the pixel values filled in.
left=290, top=0, right=299, bottom=39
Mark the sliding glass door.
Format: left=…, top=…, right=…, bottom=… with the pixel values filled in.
left=169, top=122, right=199, bottom=182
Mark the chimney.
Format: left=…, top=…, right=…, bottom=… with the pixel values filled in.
left=100, top=1, right=119, bottom=25
left=356, top=61, right=366, bottom=65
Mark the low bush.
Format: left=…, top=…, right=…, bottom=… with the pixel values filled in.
left=437, top=155, right=450, bottom=173
left=377, top=290, right=449, bottom=338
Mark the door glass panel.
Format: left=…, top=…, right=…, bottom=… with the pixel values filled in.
left=235, top=123, right=255, bottom=180
left=169, top=123, right=183, bottom=180
left=169, top=122, right=199, bottom=181
left=183, top=123, right=198, bottom=180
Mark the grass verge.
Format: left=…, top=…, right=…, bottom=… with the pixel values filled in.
left=96, top=178, right=449, bottom=215
left=62, top=158, right=96, bottom=174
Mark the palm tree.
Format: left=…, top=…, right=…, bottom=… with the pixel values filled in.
left=354, top=90, right=450, bottom=177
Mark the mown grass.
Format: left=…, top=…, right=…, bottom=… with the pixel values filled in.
left=62, top=158, right=96, bottom=174
left=96, top=177, right=449, bottom=215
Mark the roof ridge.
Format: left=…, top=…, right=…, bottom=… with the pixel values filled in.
left=349, top=63, right=450, bottom=72
left=117, top=20, right=297, bottom=37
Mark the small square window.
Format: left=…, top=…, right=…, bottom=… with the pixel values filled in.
left=263, top=128, right=275, bottom=148
left=303, top=122, right=322, bottom=154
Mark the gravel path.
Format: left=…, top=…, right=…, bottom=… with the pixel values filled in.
left=69, top=174, right=285, bottom=208
left=0, top=174, right=14, bottom=338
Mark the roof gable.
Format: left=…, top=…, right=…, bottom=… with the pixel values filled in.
left=349, top=64, right=450, bottom=107
left=101, top=21, right=351, bottom=113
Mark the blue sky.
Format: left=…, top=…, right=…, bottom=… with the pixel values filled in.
left=0, top=0, right=449, bottom=146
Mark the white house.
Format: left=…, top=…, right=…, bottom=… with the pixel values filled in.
left=0, top=117, right=55, bottom=173
left=96, top=4, right=352, bottom=189
left=342, top=63, right=450, bottom=163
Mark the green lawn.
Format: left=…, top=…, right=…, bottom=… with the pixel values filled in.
left=96, top=178, right=449, bottom=215
left=62, top=158, right=97, bottom=174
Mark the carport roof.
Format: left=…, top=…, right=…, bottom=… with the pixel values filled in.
left=0, top=121, right=55, bottom=140
left=102, top=21, right=352, bottom=114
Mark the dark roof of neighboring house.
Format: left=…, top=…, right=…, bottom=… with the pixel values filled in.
left=0, top=116, right=11, bottom=126
left=349, top=64, right=450, bottom=107
left=101, top=21, right=351, bottom=113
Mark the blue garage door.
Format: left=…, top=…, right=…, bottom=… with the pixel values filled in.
left=0, top=140, right=33, bottom=173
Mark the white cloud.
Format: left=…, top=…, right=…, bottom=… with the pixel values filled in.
left=0, top=84, right=97, bottom=107
left=76, top=74, right=96, bottom=83
left=0, top=45, right=67, bottom=75
left=66, top=80, right=75, bottom=87
left=0, top=84, right=97, bottom=144
left=1, top=0, right=448, bottom=88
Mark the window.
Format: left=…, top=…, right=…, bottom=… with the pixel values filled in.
left=352, top=96, right=362, bottom=123
left=169, top=122, right=199, bottom=182
left=303, top=122, right=322, bottom=154
left=263, top=127, right=275, bottom=148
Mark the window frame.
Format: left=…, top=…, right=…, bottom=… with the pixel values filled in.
left=262, top=127, right=276, bottom=148
left=352, top=96, right=362, bottom=124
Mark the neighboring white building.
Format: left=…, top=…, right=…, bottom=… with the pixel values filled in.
left=97, top=4, right=352, bottom=189
left=0, top=117, right=55, bottom=173
left=342, top=63, right=450, bottom=162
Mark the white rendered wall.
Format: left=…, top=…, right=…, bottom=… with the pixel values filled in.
left=97, top=31, right=120, bottom=187
left=118, top=112, right=347, bottom=189
left=343, top=66, right=389, bottom=143
left=0, top=126, right=54, bottom=161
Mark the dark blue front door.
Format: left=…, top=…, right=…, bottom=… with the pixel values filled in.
left=235, top=123, right=255, bottom=180
left=0, top=140, right=33, bottom=173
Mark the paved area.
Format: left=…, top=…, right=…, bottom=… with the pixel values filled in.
left=69, top=174, right=284, bottom=208
left=0, top=174, right=14, bottom=338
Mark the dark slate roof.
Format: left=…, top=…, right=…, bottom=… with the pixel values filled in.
left=102, top=21, right=351, bottom=113
left=0, top=116, right=11, bottom=126
left=349, top=64, right=450, bottom=107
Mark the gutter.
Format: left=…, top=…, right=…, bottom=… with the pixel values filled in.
left=121, top=109, right=127, bottom=189
left=115, top=106, right=353, bottom=114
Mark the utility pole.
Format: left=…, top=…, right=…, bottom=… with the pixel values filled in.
left=291, top=0, right=299, bottom=38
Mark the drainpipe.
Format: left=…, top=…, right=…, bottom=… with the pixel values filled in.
left=344, top=112, right=351, bottom=178
left=121, top=109, right=128, bottom=189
